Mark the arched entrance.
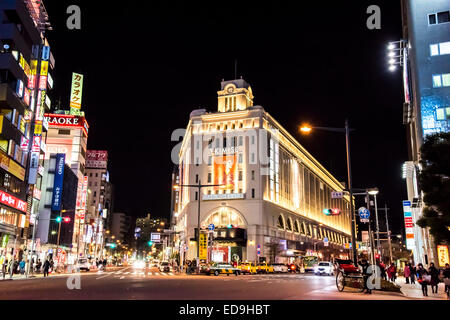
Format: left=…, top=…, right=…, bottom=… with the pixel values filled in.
left=202, top=207, right=247, bottom=263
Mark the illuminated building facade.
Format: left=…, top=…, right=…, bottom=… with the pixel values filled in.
left=36, top=112, right=89, bottom=262
left=174, top=79, right=352, bottom=264
left=0, top=0, right=53, bottom=264
left=400, top=0, right=450, bottom=265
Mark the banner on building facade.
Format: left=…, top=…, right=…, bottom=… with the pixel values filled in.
left=69, top=73, right=83, bottom=114
left=213, top=154, right=236, bottom=190
left=51, top=154, right=65, bottom=211
left=86, top=150, right=108, bottom=168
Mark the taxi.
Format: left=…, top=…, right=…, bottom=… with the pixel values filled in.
left=256, top=262, right=274, bottom=274
left=238, top=262, right=257, bottom=275
left=206, top=263, right=240, bottom=276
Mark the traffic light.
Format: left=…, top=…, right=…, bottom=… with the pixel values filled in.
left=55, top=216, right=62, bottom=223
left=323, top=208, right=341, bottom=216
left=63, top=217, right=70, bottom=223
left=147, top=241, right=153, bottom=246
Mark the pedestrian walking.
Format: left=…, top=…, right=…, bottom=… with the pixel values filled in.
left=2, top=259, right=7, bottom=279
left=7, top=259, right=13, bottom=278
left=404, top=263, right=411, bottom=284
left=19, top=259, right=25, bottom=275
left=443, top=263, right=450, bottom=298
left=358, top=259, right=372, bottom=294
left=409, top=264, right=416, bottom=284
left=428, top=262, right=439, bottom=294
left=416, top=263, right=429, bottom=296
left=43, top=259, right=50, bottom=277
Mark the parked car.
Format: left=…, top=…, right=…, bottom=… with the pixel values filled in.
left=256, top=262, right=274, bottom=274
left=75, top=258, right=90, bottom=272
left=314, top=261, right=334, bottom=276
left=238, top=262, right=257, bottom=274
left=272, top=263, right=289, bottom=273
left=159, top=261, right=172, bottom=273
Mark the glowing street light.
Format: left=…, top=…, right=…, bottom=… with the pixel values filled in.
left=299, top=125, right=312, bottom=133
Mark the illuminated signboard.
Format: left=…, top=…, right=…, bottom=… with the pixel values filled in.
left=23, top=87, right=30, bottom=106
left=402, top=200, right=415, bottom=250
left=51, top=154, right=65, bottom=211
left=86, top=150, right=108, bottom=168
left=16, top=80, right=24, bottom=98
left=32, top=136, right=41, bottom=152
left=81, top=176, right=88, bottom=209
left=213, top=155, right=237, bottom=190
left=437, top=245, right=449, bottom=267
left=69, top=72, right=83, bottom=113
left=0, top=189, right=27, bottom=213
left=33, top=187, right=41, bottom=200
left=40, top=60, right=48, bottom=76
left=199, top=233, right=207, bottom=260
left=44, top=114, right=89, bottom=135
left=39, top=76, right=47, bottom=90
left=20, top=136, right=29, bottom=150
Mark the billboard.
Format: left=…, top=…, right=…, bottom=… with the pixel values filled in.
left=0, top=190, right=27, bottom=213
left=86, top=150, right=108, bottom=169
left=213, top=155, right=237, bottom=190
left=44, top=114, right=89, bottom=135
left=69, top=73, right=83, bottom=114
left=51, top=154, right=65, bottom=211
left=402, top=200, right=415, bottom=250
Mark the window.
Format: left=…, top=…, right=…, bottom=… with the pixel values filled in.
left=207, top=156, right=212, bottom=166
left=429, top=13, right=437, bottom=25
left=251, top=135, right=255, bottom=144
left=195, top=174, right=198, bottom=183
left=58, top=129, right=71, bottom=135
left=251, top=170, right=255, bottom=180
left=286, top=218, right=293, bottom=232
left=430, top=44, right=439, bottom=56
left=437, top=11, right=450, bottom=24
left=238, top=136, right=243, bottom=146
left=95, top=173, right=98, bottom=177
left=432, top=74, right=450, bottom=87
left=294, top=220, right=300, bottom=233
left=436, top=107, right=450, bottom=120
left=238, top=153, right=243, bottom=164
left=251, top=188, right=255, bottom=198
left=94, top=191, right=97, bottom=197
left=429, top=11, right=450, bottom=25
left=430, top=42, right=450, bottom=56
left=238, top=170, right=243, bottom=181
left=195, top=191, right=198, bottom=200
left=277, top=215, right=285, bottom=229
left=207, top=172, right=212, bottom=183
left=223, top=137, right=227, bottom=147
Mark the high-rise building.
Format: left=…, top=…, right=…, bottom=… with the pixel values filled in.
left=85, top=150, right=112, bottom=258
left=399, top=0, right=450, bottom=265
left=173, top=79, right=352, bottom=265
left=0, top=0, right=53, bottom=265
left=37, top=112, right=89, bottom=262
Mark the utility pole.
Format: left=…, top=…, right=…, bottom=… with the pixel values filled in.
left=376, top=204, right=393, bottom=264
left=373, top=193, right=381, bottom=254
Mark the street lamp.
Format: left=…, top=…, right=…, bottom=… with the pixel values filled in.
left=367, top=188, right=381, bottom=254
left=173, top=181, right=224, bottom=269
left=299, top=119, right=358, bottom=265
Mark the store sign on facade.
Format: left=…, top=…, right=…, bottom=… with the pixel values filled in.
left=437, top=245, right=449, bottom=267
left=402, top=200, right=415, bottom=250
left=0, top=190, right=27, bottom=213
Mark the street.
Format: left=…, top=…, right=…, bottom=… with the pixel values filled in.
left=0, top=267, right=413, bottom=300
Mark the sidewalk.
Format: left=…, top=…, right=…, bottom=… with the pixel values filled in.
left=395, top=276, right=448, bottom=300
left=0, top=266, right=123, bottom=281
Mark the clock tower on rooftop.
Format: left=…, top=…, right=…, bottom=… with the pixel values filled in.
left=217, top=78, right=254, bottom=112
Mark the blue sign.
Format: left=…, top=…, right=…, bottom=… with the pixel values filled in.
left=358, top=207, right=370, bottom=219
left=42, top=46, right=50, bottom=61
left=51, top=153, right=65, bottom=211
left=208, top=224, right=215, bottom=231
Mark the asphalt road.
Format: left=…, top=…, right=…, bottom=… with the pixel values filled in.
left=0, top=267, right=409, bottom=300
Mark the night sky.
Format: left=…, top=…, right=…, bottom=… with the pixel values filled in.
left=43, top=1, right=406, bottom=234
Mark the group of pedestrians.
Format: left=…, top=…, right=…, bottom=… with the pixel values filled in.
left=1, top=257, right=54, bottom=279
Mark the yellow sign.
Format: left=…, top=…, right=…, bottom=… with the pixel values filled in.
left=40, top=60, right=48, bottom=76
left=30, top=59, right=38, bottom=75
left=34, top=123, right=42, bottom=135
left=0, top=115, right=3, bottom=134
left=437, top=245, right=449, bottom=267
left=69, top=72, right=83, bottom=113
left=0, top=151, right=25, bottom=181
left=199, top=233, right=208, bottom=260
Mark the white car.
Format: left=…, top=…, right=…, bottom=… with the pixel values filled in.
left=314, top=261, right=334, bottom=276
left=75, top=258, right=90, bottom=272
left=272, top=263, right=289, bottom=273
left=159, top=261, right=172, bottom=273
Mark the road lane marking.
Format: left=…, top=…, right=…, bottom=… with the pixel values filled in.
left=96, top=274, right=111, bottom=279
left=169, top=272, right=174, bottom=276
left=124, top=272, right=130, bottom=274
left=154, top=272, right=159, bottom=276
left=120, top=276, right=125, bottom=279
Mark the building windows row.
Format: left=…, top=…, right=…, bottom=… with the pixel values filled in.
left=432, top=73, right=450, bottom=88
left=430, top=42, right=450, bottom=56
left=428, top=11, right=450, bottom=25
left=436, top=107, right=450, bottom=121
left=276, top=214, right=346, bottom=245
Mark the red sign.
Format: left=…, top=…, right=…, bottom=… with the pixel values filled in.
left=213, top=155, right=237, bottom=190
left=44, top=114, right=89, bottom=135
left=0, top=190, right=27, bottom=213
left=32, top=136, right=41, bottom=152
left=39, top=76, right=47, bottom=90
left=86, top=150, right=108, bottom=168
